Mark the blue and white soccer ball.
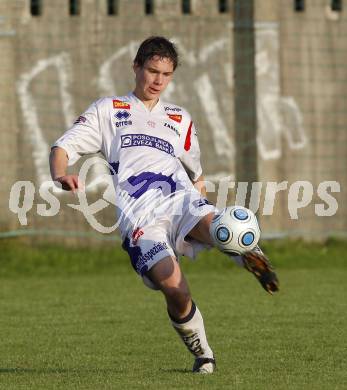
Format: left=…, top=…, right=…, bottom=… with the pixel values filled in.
left=210, top=206, right=261, bottom=256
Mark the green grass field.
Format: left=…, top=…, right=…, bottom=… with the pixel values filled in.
left=0, top=238, right=347, bottom=389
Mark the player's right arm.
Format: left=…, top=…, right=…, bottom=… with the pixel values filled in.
left=49, top=146, right=81, bottom=192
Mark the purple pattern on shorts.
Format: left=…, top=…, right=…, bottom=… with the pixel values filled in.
left=122, top=236, right=169, bottom=276
left=122, top=236, right=147, bottom=275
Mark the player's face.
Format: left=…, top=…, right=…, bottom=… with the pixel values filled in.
left=133, top=56, right=174, bottom=105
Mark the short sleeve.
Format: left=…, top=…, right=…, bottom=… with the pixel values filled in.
left=52, top=101, right=102, bottom=166
left=179, top=121, right=203, bottom=182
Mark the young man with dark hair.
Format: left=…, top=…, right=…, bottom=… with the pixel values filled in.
left=50, top=36, right=278, bottom=374
left=133, top=36, right=179, bottom=70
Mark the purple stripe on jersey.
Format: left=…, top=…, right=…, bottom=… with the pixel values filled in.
left=121, top=134, right=175, bottom=156
left=123, top=171, right=177, bottom=199
left=109, top=161, right=119, bottom=175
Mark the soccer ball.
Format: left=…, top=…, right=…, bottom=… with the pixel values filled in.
left=210, top=206, right=261, bottom=256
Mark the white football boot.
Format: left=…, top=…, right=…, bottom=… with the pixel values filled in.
left=192, top=357, right=216, bottom=374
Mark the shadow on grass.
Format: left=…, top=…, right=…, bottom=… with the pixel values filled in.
left=0, top=367, right=119, bottom=374
left=159, top=368, right=191, bottom=374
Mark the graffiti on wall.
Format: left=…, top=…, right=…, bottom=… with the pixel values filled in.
left=256, top=24, right=307, bottom=160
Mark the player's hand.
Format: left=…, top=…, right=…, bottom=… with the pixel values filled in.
left=54, top=175, right=83, bottom=192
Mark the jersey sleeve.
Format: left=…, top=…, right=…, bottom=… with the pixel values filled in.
left=179, top=120, right=203, bottom=182
left=52, top=100, right=102, bottom=166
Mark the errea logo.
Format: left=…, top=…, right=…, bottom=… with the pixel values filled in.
left=115, top=111, right=131, bottom=120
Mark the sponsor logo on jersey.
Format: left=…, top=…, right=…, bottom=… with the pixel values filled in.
left=132, top=227, right=144, bottom=245
left=164, top=106, right=182, bottom=112
left=164, top=122, right=180, bottom=136
left=73, top=115, right=86, bottom=125
left=115, top=110, right=131, bottom=120
left=113, top=99, right=130, bottom=109
left=121, top=134, right=175, bottom=156
left=167, top=114, right=182, bottom=123
left=115, top=120, right=133, bottom=128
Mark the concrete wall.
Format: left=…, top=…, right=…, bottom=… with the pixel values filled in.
left=0, top=0, right=346, bottom=241
left=259, top=0, right=347, bottom=237
left=0, top=2, right=18, bottom=231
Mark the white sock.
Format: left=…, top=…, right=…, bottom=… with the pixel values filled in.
left=169, top=301, right=214, bottom=359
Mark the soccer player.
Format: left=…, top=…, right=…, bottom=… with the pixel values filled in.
left=50, top=36, right=278, bottom=374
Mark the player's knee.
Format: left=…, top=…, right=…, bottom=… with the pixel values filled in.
left=164, top=284, right=191, bottom=304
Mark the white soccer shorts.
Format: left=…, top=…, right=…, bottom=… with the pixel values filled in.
left=121, top=192, right=216, bottom=281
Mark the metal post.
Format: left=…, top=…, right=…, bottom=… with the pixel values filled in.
left=233, top=0, right=258, bottom=207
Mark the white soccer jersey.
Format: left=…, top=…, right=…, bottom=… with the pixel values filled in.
left=54, top=93, right=215, bottom=272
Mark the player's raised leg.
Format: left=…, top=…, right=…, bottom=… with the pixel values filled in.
left=188, top=208, right=279, bottom=294
left=146, top=256, right=216, bottom=373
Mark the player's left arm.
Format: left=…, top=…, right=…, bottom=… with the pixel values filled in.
left=192, top=175, right=207, bottom=198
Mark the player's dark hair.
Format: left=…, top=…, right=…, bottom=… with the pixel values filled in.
left=134, top=36, right=179, bottom=70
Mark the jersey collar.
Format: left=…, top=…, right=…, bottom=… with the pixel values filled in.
left=127, top=92, right=164, bottom=114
